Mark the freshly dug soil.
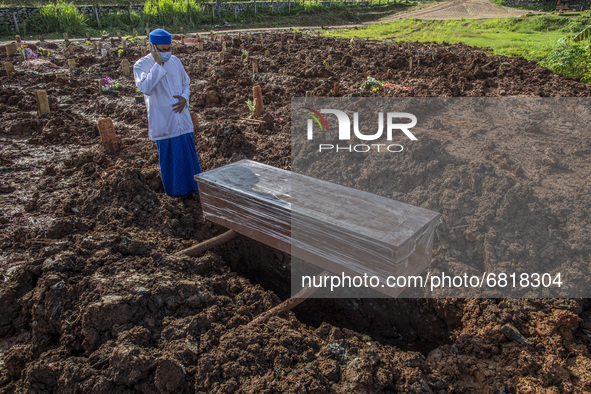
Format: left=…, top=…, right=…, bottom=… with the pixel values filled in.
left=1, top=33, right=590, bottom=393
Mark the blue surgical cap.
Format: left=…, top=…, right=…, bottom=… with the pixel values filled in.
left=149, top=29, right=171, bottom=45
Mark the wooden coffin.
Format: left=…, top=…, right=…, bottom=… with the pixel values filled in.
left=195, top=160, right=440, bottom=297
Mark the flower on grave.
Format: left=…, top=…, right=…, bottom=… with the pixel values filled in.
left=18, top=45, right=38, bottom=60
left=102, top=77, right=120, bottom=92
left=360, top=76, right=381, bottom=92
left=117, top=49, right=124, bottom=58
left=381, top=82, right=411, bottom=91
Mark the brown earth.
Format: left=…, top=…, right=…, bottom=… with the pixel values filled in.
left=379, top=0, right=524, bottom=21
left=1, top=33, right=591, bottom=392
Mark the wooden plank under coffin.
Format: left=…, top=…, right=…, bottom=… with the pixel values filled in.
left=195, top=160, right=440, bottom=297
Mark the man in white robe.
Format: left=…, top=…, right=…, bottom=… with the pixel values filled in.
left=134, top=28, right=201, bottom=198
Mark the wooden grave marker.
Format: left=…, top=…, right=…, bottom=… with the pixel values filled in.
left=190, top=112, right=200, bottom=131
left=121, top=59, right=130, bottom=76
left=35, top=90, right=51, bottom=115
left=4, top=62, right=15, bottom=76
left=5, top=44, right=16, bottom=56
left=253, top=85, right=264, bottom=118
left=96, top=118, right=119, bottom=153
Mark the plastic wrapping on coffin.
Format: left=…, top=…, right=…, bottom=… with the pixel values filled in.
left=196, top=160, right=440, bottom=297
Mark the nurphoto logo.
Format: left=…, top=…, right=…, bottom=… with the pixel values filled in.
left=303, top=108, right=418, bottom=153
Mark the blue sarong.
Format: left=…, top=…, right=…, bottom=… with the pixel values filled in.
left=156, top=132, right=202, bottom=198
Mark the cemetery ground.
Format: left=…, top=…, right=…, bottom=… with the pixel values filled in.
left=1, top=31, right=591, bottom=392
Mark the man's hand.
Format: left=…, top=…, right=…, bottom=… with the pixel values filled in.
left=149, top=43, right=163, bottom=66
left=172, top=95, right=187, bottom=113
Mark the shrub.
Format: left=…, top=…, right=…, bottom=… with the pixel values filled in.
left=39, top=0, right=88, bottom=34
left=540, top=36, right=591, bottom=82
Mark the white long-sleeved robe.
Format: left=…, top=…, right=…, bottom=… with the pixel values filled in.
left=134, top=54, right=193, bottom=141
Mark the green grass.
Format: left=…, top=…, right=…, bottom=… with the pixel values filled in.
left=324, top=13, right=591, bottom=61
left=0, top=0, right=418, bottom=40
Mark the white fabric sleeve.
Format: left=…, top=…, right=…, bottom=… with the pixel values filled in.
left=180, top=63, right=190, bottom=104
left=135, top=62, right=167, bottom=96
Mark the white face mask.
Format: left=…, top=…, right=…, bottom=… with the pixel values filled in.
left=160, top=52, right=172, bottom=62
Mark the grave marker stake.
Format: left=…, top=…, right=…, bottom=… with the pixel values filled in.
left=190, top=112, right=199, bottom=131
left=97, top=118, right=119, bottom=153
left=5, top=44, right=16, bottom=56
left=253, top=85, right=264, bottom=118
left=121, top=59, right=131, bottom=76
left=4, top=62, right=15, bottom=76
left=35, top=90, right=51, bottom=115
